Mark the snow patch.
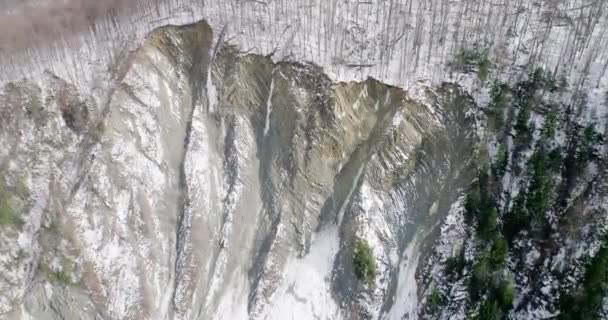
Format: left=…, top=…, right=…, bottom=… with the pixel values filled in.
left=387, top=232, right=424, bottom=320
left=263, top=75, right=275, bottom=136
left=264, top=227, right=343, bottom=320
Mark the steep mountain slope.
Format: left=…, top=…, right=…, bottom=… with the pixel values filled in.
left=0, top=21, right=480, bottom=319
left=418, top=71, right=608, bottom=320
left=0, top=1, right=607, bottom=320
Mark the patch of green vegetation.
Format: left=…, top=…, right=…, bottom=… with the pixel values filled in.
left=492, top=144, right=508, bottom=178
left=490, top=234, right=508, bottom=268
left=462, top=66, right=582, bottom=319
left=529, top=67, right=558, bottom=92
left=463, top=161, right=517, bottom=313
left=502, top=193, right=528, bottom=243
left=478, top=56, right=490, bottom=81
left=477, top=299, right=502, bottom=320
left=445, top=249, right=466, bottom=280
left=463, top=172, right=499, bottom=240
left=26, top=95, right=42, bottom=115
left=487, top=80, right=508, bottom=130
left=547, top=148, right=564, bottom=172
left=525, top=150, right=554, bottom=224
left=490, top=80, right=507, bottom=100
left=460, top=48, right=487, bottom=66
left=513, top=88, right=533, bottom=149
left=559, top=238, right=608, bottom=320
left=56, top=258, right=73, bottom=284
left=429, top=287, right=445, bottom=311
left=563, top=124, right=603, bottom=183
left=458, top=48, right=490, bottom=81
left=459, top=69, right=584, bottom=317
left=462, top=163, right=517, bottom=307
left=503, top=145, right=561, bottom=242
left=541, top=109, right=559, bottom=140
left=464, top=187, right=481, bottom=223
left=469, top=255, right=491, bottom=299
left=497, top=280, right=515, bottom=309
left=0, top=179, right=24, bottom=227
left=470, top=275, right=515, bottom=319
left=471, top=277, right=515, bottom=319
left=39, top=257, right=74, bottom=285
left=479, top=206, right=499, bottom=240
left=353, top=239, right=376, bottom=285
left=576, top=126, right=603, bottom=165
left=512, top=68, right=557, bottom=151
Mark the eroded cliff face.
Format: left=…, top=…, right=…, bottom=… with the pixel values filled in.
left=0, top=21, right=479, bottom=319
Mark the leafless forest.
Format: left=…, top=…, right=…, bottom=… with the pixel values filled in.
left=0, top=0, right=607, bottom=91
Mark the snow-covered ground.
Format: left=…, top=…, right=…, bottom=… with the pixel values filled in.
left=1, top=1, right=607, bottom=319
left=2, top=0, right=608, bottom=99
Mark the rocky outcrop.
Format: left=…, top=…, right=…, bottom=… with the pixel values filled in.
left=0, top=21, right=480, bottom=319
